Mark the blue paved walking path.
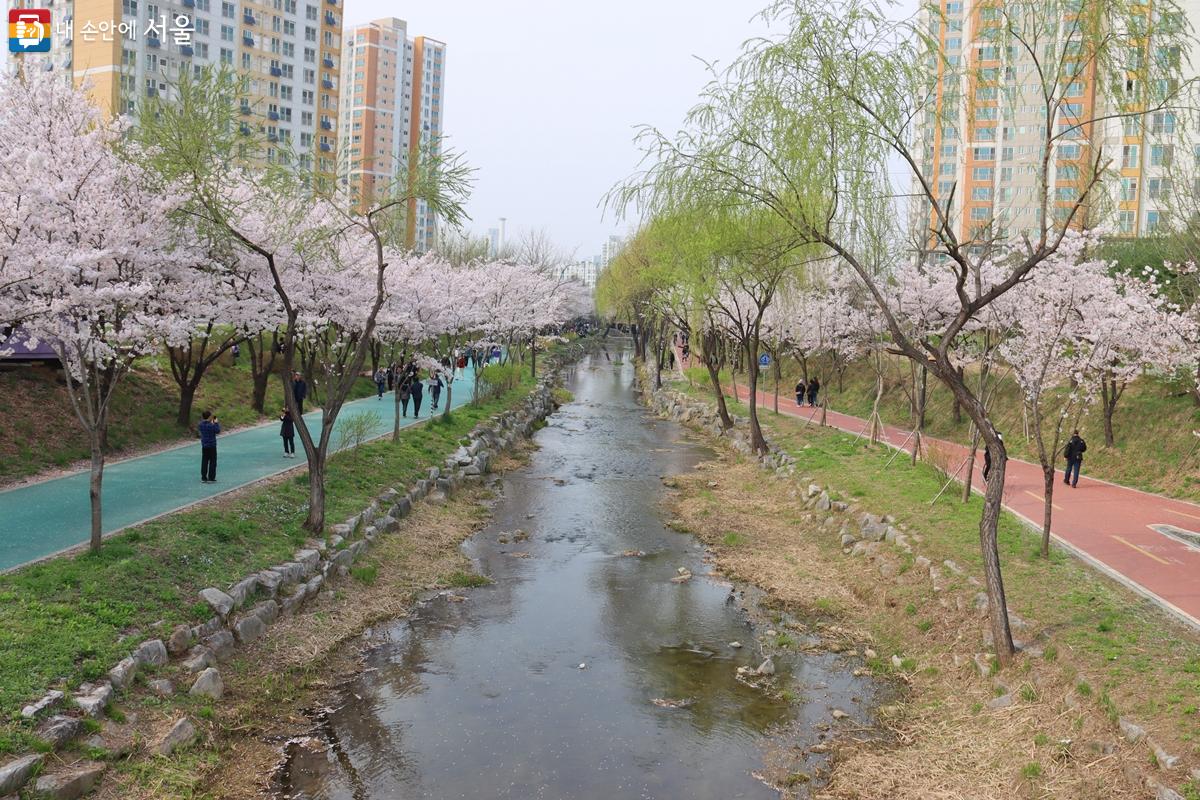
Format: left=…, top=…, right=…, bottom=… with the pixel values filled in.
left=0, top=368, right=477, bottom=572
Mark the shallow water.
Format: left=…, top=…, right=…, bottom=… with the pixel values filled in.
left=278, top=349, right=878, bottom=800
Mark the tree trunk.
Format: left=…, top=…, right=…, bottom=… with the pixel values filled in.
left=703, top=335, right=733, bottom=430
left=305, top=455, right=326, bottom=531
left=745, top=339, right=767, bottom=455
left=979, top=447, right=1015, bottom=664
left=772, top=355, right=780, bottom=414
left=88, top=434, right=105, bottom=553
left=1100, top=370, right=1121, bottom=448
left=962, top=426, right=979, bottom=504
left=443, top=382, right=453, bottom=420
left=531, top=334, right=537, bottom=380
left=1041, top=465, right=1055, bottom=558
left=176, top=379, right=201, bottom=429
left=912, top=366, right=927, bottom=465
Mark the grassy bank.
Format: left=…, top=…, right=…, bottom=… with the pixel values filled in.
left=0, top=371, right=539, bottom=757
left=732, top=354, right=1200, bottom=502
left=664, top=381, right=1200, bottom=798
left=0, top=358, right=375, bottom=486
left=93, top=464, right=517, bottom=799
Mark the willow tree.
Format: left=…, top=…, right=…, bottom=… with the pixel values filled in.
left=614, top=0, right=1195, bottom=662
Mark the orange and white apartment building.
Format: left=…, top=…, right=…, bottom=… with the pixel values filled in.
left=11, top=0, right=344, bottom=175
left=337, top=17, right=445, bottom=252
left=911, top=0, right=1200, bottom=252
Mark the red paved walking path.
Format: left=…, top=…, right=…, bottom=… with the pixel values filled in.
left=670, top=348, right=1200, bottom=628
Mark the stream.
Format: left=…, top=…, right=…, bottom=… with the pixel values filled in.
left=276, top=348, right=881, bottom=799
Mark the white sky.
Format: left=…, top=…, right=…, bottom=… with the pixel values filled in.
left=4, top=0, right=918, bottom=258
left=342, top=0, right=920, bottom=257
left=345, top=0, right=788, bottom=257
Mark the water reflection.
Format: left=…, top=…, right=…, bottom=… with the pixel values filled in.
left=279, top=349, right=871, bottom=800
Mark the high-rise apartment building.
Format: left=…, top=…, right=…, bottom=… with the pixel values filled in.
left=337, top=17, right=445, bottom=252
left=912, top=0, right=1199, bottom=249
left=13, top=0, right=343, bottom=175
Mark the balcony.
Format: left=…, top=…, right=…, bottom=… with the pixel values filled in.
left=239, top=122, right=251, bottom=135
left=267, top=110, right=280, bottom=121
left=267, top=133, right=278, bottom=142
left=270, top=65, right=282, bottom=76
left=239, top=104, right=252, bottom=115
left=180, top=44, right=193, bottom=56
left=146, top=85, right=158, bottom=97
left=326, top=0, right=336, bottom=5
left=320, top=119, right=333, bottom=131
left=322, top=56, right=334, bottom=68
left=243, top=12, right=256, bottom=24
left=324, top=11, right=336, bottom=25
left=243, top=34, right=254, bottom=46
left=146, top=36, right=161, bottom=48
left=319, top=142, right=331, bottom=152
left=321, top=79, right=334, bottom=90
left=182, top=0, right=194, bottom=6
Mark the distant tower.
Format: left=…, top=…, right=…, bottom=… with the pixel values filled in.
left=499, top=217, right=507, bottom=251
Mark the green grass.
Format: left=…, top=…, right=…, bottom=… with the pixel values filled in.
left=0, top=355, right=376, bottom=485
left=758, top=355, right=1200, bottom=502
left=0, top=373, right=540, bottom=755
left=445, top=571, right=491, bottom=588
left=676, top=382, right=1200, bottom=751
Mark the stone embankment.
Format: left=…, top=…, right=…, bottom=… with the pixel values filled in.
left=1, top=352, right=579, bottom=799
left=641, top=377, right=1197, bottom=800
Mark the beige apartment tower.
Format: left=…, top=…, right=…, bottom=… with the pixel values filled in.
left=11, top=0, right=343, bottom=177
left=913, top=0, right=1200, bottom=251
left=338, top=17, right=445, bottom=252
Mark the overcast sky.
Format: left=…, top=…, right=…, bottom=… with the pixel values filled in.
left=345, top=0, right=787, bottom=258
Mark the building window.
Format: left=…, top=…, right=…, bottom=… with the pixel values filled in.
left=1121, top=145, right=1139, bottom=169
left=1146, top=210, right=1161, bottom=231
left=1118, top=211, right=1135, bottom=234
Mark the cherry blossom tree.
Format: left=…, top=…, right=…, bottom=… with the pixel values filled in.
left=0, top=70, right=188, bottom=551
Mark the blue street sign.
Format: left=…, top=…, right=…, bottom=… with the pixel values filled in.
left=759, top=353, right=771, bottom=367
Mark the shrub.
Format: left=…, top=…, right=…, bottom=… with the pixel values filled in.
left=337, top=411, right=381, bottom=459
left=474, top=363, right=520, bottom=403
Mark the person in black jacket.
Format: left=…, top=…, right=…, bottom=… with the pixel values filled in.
left=1063, top=430, right=1087, bottom=488
left=292, top=372, right=308, bottom=411
left=279, top=408, right=295, bottom=458
left=795, top=379, right=807, bottom=407
left=409, top=367, right=425, bottom=418
left=807, top=377, right=821, bottom=407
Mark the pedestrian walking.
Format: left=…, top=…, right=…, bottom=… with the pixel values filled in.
left=279, top=407, right=296, bottom=458
left=1063, top=429, right=1087, bottom=488
left=198, top=410, right=220, bottom=483
left=231, top=342, right=240, bottom=361
left=807, top=377, right=821, bottom=407
left=387, top=362, right=396, bottom=391
left=374, top=367, right=387, bottom=399
left=410, top=368, right=425, bottom=418
left=292, top=372, right=307, bottom=412
left=397, top=364, right=414, bottom=417
left=427, top=370, right=444, bottom=410
left=795, top=379, right=807, bottom=407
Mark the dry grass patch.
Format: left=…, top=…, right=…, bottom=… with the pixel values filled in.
left=665, top=451, right=1173, bottom=800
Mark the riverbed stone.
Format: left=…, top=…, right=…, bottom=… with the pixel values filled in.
left=256, top=569, right=283, bottom=596
left=1119, top=717, right=1147, bottom=743
left=199, top=588, right=234, bottom=617
left=0, top=754, right=44, bottom=795
left=233, top=614, right=266, bottom=644
left=36, top=715, right=81, bottom=749
left=33, top=762, right=105, bottom=800
left=305, top=574, right=324, bottom=596
left=189, top=668, right=224, bottom=700
left=203, top=630, right=235, bottom=660
left=148, top=679, right=175, bottom=698
left=227, top=577, right=259, bottom=608
left=21, top=690, right=64, bottom=719
left=295, top=549, right=320, bottom=572
left=107, top=657, right=137, bottom=690
left=183, top=646, right=215, bottom=673
left=133, top=639, right=168, bottom=667
left=987, top=693, right=1014, bottom=710
left=74, top=684, right=112, bottom=717
left=166, top=624, right=193, bottom=656
left=250, top=599, right=280, bottom=626
left=1149, top=738, right=1182, bottom=770
left=155, top=718, right=196, bottom=756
